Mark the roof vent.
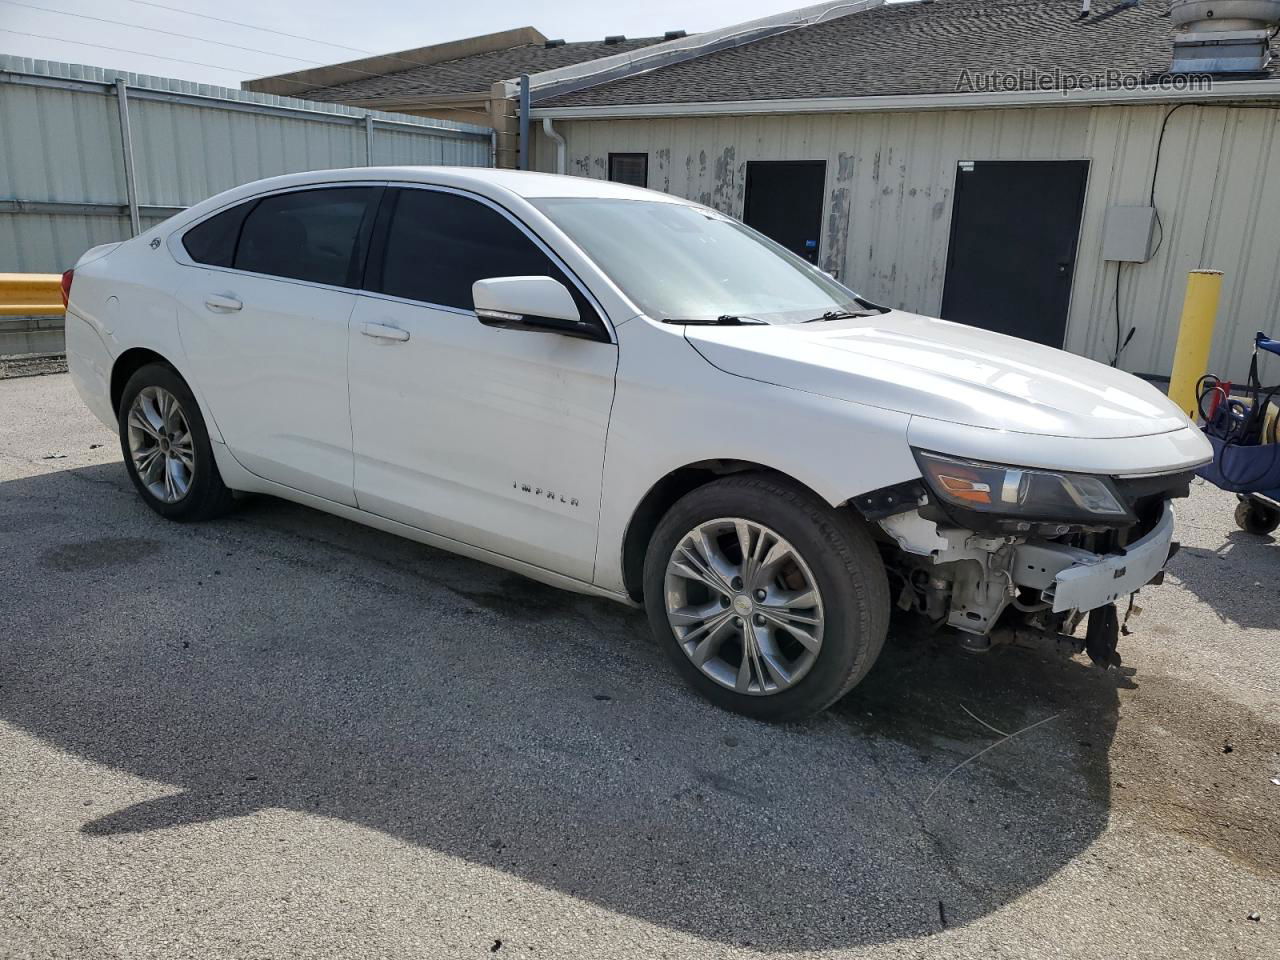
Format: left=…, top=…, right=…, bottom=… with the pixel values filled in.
left=603, top=35, right=626, bottom=45
left=664, top=30, right=688, bottom=40
left=1170, top=0, right=1280, bottom=73
left=544, top=38, right=566, bottom=48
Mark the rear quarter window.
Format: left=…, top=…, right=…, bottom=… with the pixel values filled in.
left=182, top=202, right=251, bottom=267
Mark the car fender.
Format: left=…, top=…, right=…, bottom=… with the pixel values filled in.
left=68, top=234, right=225, bottom=445
left=594, top=319, right=919, bottom=594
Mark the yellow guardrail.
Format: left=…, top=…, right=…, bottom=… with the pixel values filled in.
left=0, top=273, right=65, bottom=317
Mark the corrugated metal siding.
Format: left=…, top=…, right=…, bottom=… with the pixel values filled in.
left=537, top=103, right=1280, bottom=381
left=373, top=125, right=489, bottom=167
left=0, top=78, right=126, bottom=272
left=0, top=57, right=491, bottom=274
left=128, top=101, right=365, bottom=209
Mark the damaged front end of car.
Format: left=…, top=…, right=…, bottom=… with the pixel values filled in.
left=859, top=453, right=1196, bottom=667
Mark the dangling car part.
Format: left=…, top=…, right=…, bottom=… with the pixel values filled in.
left=875, top=455, right=1194, bottom=666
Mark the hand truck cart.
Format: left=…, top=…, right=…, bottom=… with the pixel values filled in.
left=1195, top=332, right=1280, bottom=535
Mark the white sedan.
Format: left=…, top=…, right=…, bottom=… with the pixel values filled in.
left=63, top=167, right=1211, bottom=720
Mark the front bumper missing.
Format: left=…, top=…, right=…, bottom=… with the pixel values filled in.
left=1013, top=503, right=1176, bottom=614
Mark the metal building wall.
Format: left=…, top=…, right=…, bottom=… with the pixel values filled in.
left=0, top=57, right=492, bottom=274
left=535, top=103, right=1280, bottom=381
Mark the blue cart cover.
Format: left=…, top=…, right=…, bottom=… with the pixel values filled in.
left=1196, top=431, right=1280, bottom=493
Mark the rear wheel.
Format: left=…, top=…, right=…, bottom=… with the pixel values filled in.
left=118, top=363, right=233, bottom=521
left=643, top=474, right=890, bottom=721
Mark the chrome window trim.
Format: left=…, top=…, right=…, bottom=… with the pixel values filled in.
left=353, top=290, right=476, bottom=319
left=166, top=178, right=620, bottom=341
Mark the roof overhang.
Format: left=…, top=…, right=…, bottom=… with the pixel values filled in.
left=530, top=78, right=1280, bottom=119
left=505, top=0, right=885, bottom=102
left=243, top=26, right=545, bottom=97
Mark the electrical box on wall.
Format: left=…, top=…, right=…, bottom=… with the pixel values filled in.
left=1102, top=205, right=1158, bottom=262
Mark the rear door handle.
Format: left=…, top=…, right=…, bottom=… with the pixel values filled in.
left=204, top=294, right=242, bottom=313
left=361, top=321, right=410, bottom=342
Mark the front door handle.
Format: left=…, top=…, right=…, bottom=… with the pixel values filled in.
left=361, top=321, right=410, bottom=342
left=204, top=293, right=242, bottom=313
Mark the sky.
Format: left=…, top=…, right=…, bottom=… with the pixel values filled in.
left=0, top=0, right=833, bottom=89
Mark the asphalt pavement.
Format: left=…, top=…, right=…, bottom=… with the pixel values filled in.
left=2, top=372, right=1277, bottom=959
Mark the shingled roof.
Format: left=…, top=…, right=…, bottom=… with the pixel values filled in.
left=300, top=36, right=667, bottom=103
left=538, top=0, right=1278, bottom=108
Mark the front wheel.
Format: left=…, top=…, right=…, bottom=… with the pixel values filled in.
left=643, top=474, right=890, bottom=721
left=118, top=362, right=234, bottom=521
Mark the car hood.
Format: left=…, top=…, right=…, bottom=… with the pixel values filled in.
left=684, top=310, right=1192, bottom=440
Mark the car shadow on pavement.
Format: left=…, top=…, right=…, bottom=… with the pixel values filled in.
left=1170, top=529, right=1279, bottom=629
left=0, top=463, right=1126, bottom=951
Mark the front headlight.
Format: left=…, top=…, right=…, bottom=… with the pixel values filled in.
left=913, top=450, right=1132, bottom=526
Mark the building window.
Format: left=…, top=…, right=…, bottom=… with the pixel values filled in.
left=608, top=153, right=648, bottom=188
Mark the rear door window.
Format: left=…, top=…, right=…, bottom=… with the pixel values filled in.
left=371, top=187, right=598, bottom=324
left=233, top=187, right=377, bottom=287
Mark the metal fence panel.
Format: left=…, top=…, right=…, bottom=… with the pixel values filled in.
left=0, top=56, right=493, bottom=273
left=373, top=124, right=491, bottom=167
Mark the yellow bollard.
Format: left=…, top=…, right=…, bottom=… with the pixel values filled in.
left=1167, top=269, right=1224, bottom=420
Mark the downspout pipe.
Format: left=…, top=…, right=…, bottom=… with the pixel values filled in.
left=518, top=73, right=530, bottom=170
left=542, top=117, right=566, bottom=174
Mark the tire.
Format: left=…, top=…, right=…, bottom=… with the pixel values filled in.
left=117, top=362, right=234, bottom=522
left=642, top=474, right=890, bottom=722
left=1235, top=499, right=1280, bottom=536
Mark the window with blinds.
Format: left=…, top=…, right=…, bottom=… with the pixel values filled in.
left=608, top=153, right=649, bottom=188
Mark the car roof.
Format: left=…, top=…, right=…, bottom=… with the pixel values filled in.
left=378, top=166, right=680, bottom=201
left=232, top=165, right=681, bottom=206
left=165, top=165, right=691, bottom=234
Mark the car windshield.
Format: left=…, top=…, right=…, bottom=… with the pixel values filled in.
left=529, top=197, right=865, bottom=324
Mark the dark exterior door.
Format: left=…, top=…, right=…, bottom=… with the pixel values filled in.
left=939, top=160, right=1089, bottom=347
left=742, top=160, right=826, bottom=264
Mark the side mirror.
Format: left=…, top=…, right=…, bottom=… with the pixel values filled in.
left=472, top=276, right=601, bottom=341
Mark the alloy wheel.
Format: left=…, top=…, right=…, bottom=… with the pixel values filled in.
left=126, top=386, right=195, bottom=504
left=664, top=518, right=825, bottom=695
